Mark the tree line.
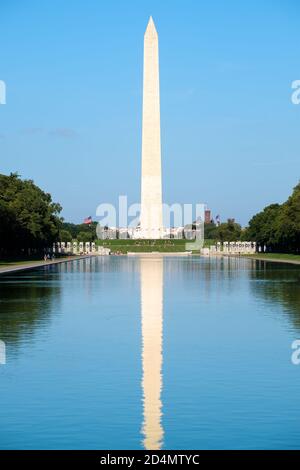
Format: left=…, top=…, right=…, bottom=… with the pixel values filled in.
left=1, top=173, right=299, bottom=255
left=243, top=182, right=300, bottom=253
left=60, top=222, right=98, bottom=243
left=204, top=181, right=300, bottom=253
left=0, top=173, right=61, bottom=256
left=204, top=219, right=242, bottom=242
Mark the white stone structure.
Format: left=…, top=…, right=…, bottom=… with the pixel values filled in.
left=208, top=241, right=256, bottom=256
left=139, top=17, right=163, bottom=239
left=98, top=246, right=111, bottom=256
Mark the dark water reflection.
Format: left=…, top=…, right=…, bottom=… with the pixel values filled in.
left=0, top=271, right=61, bottom=351
left=249, top=259, right=300, bottom=330
left=0, top=256, right=300, bottom=449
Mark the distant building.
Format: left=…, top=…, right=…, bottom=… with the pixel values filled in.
left=204, top=210, right=211, bottom=224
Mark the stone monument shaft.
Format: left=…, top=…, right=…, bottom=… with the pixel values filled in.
left=140, top=17, right=163, bottom=239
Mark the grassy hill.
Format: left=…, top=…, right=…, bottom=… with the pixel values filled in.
left=96, top=239, right=215, bottom=254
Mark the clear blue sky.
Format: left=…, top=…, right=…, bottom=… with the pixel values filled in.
left=0, top=0, right=299, bottom=225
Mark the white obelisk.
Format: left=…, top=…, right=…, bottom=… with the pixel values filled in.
left=140, top=17, right=163, bottom=239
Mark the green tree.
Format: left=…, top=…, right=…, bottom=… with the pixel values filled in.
left=243, top=182, right=300, bottom=253
left=215, top=220, right=242, bottom=242
left=204, top=222, right=217, bottom=240
left=0, top=172, right=62, bottom=254
left=243, top=204, right=281, bottom=248
left=77, top=231, right=94, bottom=243
left=61, top=221, right=97, bottom=240
left=59, top=229, right=72, bottom=242
left=275, top=182, right=300, bottom=252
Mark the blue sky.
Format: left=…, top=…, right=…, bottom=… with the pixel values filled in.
left=0, top=0, right=299, bottom=225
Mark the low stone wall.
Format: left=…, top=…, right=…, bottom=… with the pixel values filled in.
left=52, top=242, right=110, bottom=256
left=201, top=241, right=257, bottom=256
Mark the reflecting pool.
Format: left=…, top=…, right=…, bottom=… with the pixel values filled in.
left=0, top=255, right=300, bottom=449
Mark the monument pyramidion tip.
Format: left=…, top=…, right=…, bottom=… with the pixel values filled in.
left=145, top=16, right=157, bottom=37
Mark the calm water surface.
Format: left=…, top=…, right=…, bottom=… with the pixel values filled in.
left=0, top=255, right=300, bottom=449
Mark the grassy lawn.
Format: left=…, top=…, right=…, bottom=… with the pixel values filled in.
left=0, top=257, right=45, bottom=267
left=0, top=254, right=72, bottom=269
left=96, top=238, right=214, bottom=254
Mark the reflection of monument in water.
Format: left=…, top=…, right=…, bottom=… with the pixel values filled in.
left=140, top=257, right=164, bottom=449
left=0, top=340, right=6, bottom=365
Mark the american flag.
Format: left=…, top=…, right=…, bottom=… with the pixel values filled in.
left=83, top=216, right=92, bottom=225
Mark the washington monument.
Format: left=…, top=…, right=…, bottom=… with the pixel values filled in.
left=139, top=17, right=163, bottom=239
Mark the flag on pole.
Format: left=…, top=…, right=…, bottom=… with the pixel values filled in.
left=83, top=216, right=92, bottom=225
